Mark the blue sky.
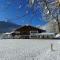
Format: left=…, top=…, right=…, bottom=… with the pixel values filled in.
left=0, top=0, right=48, bottom=26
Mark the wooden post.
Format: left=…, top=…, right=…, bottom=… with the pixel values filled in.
left=51, top=43, right=54, bottom=51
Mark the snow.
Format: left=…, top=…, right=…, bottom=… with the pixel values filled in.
left=0, top=39, right=59, bottom=60
left=55, top=34, right=60, bottom=38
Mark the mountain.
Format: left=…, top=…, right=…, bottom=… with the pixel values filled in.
left=0, top=21, right=20, bottom=33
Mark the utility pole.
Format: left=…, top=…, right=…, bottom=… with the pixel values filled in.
left=56, top=0, right=60, bottom=33
left=56, top=13, right=60, bottom=33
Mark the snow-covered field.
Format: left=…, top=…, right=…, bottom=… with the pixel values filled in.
left=0, top=39, right=60, bottom=60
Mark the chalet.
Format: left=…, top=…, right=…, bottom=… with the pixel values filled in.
left=11, top=25, right=46, bottom=39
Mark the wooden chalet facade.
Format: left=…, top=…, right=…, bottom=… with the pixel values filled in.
left=11, top=25, right=46, bottom=39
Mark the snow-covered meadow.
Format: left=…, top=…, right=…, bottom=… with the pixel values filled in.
left=0, top=39, right=59, bottom=60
